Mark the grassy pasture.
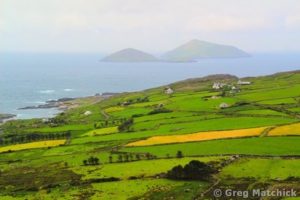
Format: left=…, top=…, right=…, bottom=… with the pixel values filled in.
left=259, top=98, right=298, bottom=105
left=166, top=96, right=237, bottom=112
left=26, top=124, right=93, bottom=133
left=126, top=127, right=267, bottom=146
left=221, top=158, right=300, bottom=180
left=237, top=85, right=300, bottom=102
left=0, top=140, right=66, bottom=153
left=83, top=126, right=118, bottom=136
left=236, top=109, right=287, bottom=116
left=72, top=157, right=223, bottom=180
left=124, top=137, right=300, bottom=157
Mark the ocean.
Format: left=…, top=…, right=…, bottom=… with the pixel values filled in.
left=1, top=52, right=300, bottom=119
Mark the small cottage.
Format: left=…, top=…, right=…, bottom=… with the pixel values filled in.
left=165, top=87, right=174, bottom=95
left=212, top=82, right=226, bottom=90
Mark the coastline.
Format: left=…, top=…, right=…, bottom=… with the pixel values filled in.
left=0, top=114, right=16, bottom=124
left=15, top=92, right=120, bottom=118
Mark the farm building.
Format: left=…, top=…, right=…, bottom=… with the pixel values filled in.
left=212, top=82, right=226, bottom=90
left=164, top=87, right=174, bottom=94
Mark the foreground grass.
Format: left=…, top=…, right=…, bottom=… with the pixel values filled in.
left=91, top=179, right=186, bottom=200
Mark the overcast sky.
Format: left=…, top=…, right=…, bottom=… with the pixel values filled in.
left=1, top=0, right=300, bottom=53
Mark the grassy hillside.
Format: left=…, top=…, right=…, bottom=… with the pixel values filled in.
left=1, top=70, right=300, bottom=199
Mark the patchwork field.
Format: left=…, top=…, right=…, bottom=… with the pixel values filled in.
left=1, top=71, right=300, bottom=199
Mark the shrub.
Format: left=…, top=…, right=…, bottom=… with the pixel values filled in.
left=148, top=108, right=172, bottom=115
left=166, top=160, right=215, bottom=181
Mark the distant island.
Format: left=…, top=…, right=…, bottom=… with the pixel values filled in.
left=161, top=39, right=250, bottom=62
left=102, top=48, right=158, bottom=62
left=101, top=40, right=249, bottom=63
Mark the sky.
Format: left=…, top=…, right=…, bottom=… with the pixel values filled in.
left=1, top=0, right=300, bottom=53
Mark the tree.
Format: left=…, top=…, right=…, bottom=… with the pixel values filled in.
left=166, top=160, right=214, bottom=181
left=83, top=160, right=87, bottom=166
left=176, top=150, right=183, bottom=158
left=118, top=154, right=123, bottom=162
left=135, top=154, right=141, bottom=160
left=109, top=155, right=113, bottom=163
left=145, top=153, right=151, bottom=160
left=129, top=154, right=134, bottom=161
left=118, top=118, right=134, bottom=132
left=124, top=154, right=129, bottom=162
left=94, top=157, right=100, bottom=165
left=167, top=165, right=184, bottom=179
left=88, top=156, right=94, bottom=165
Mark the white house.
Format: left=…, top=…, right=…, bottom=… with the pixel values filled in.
left=212, top=82, right=226, bottom=90
left=165, top=87, right=174, bottom=95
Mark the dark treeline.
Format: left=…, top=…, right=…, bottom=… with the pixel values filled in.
left=0, top=131, right=71, bottom=146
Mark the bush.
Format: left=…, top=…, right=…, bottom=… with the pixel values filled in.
left=118, top=118, right=134, bottom=132
left=166, top=160, right=215, bottom=181
left=148, top=108, right=172, bottom=115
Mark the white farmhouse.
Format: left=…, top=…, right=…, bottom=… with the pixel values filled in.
left=212, top=82, right=226, bottom=90
left=165, top=87, right=174, bottom=95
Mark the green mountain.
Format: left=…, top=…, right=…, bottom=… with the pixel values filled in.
left=102, top=48, right=158, bottom=62
left=161, top=39, right=250, bottom=62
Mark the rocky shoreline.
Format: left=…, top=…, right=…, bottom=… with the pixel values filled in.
left=18, top=98, right=76, bottom=110
left=18, top=92, right=120, bottom=111
left=0, top=114, right=16, bottom=123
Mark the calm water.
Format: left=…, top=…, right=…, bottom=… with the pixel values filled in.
left=1, top=52, right=300, bottom=119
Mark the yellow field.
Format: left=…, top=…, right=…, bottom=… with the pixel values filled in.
left=268, top=122, right=300, bottom=136
left=105, top=106, right=124, bottom=113
left=126, top=127, right=267, bottom=146
left=83, top=126, right=118, bottom=136
left=0, top=140, right=66, bottom=153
